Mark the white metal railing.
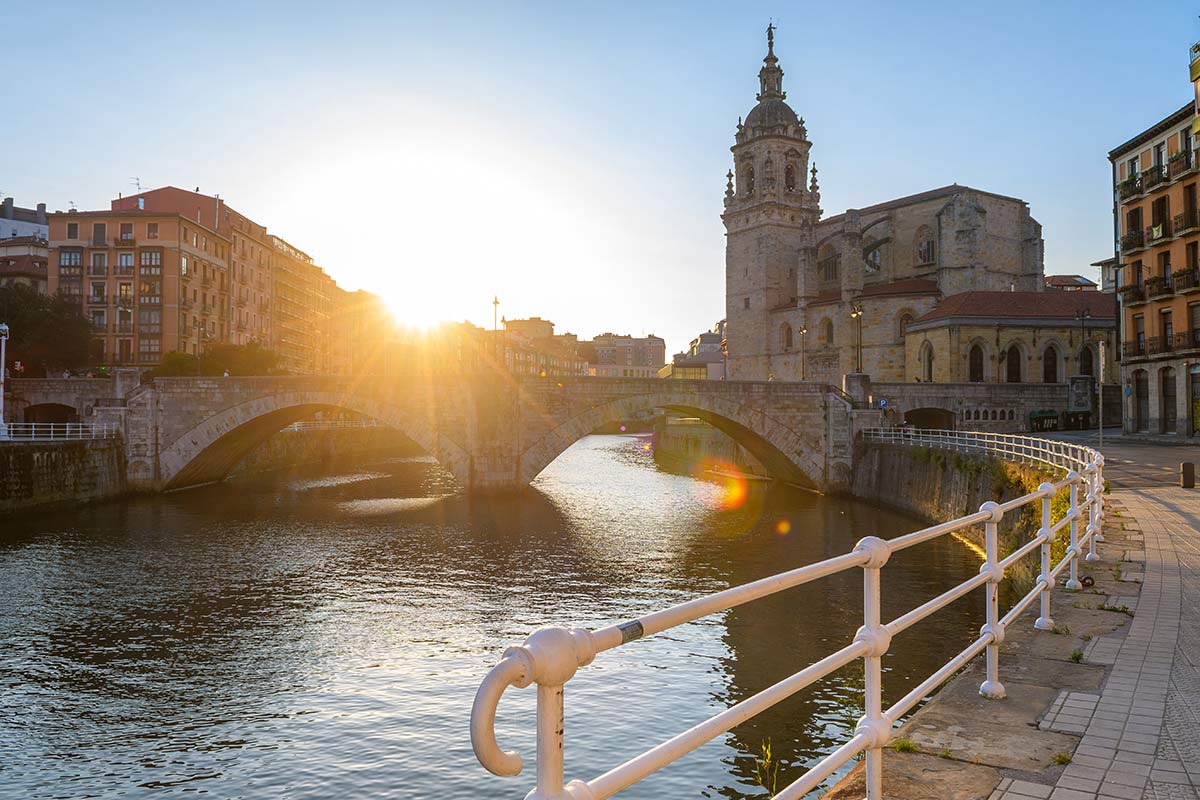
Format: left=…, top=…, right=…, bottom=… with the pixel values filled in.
left=0, top=422, right=120, bottom=441
left=470, top=428, right=1104, bottom=800
left=282, top=419, right=383, bottom=431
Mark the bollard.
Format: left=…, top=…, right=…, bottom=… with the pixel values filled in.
left=1181, top=462, right=1195, bottom=489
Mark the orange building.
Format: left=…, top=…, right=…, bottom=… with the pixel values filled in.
left=47, top=209, right=230, bottom=365
left=1110, top=46, right=1200, bottom=435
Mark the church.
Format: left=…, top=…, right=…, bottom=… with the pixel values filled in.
left=723, top=28, right=1073, bottom=385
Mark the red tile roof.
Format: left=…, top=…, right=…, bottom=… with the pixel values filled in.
left=1044, top=274, right=1098, bottom=289
left=916, top=291, right=1116, bottom=323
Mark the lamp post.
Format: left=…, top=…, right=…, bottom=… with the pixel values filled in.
left=0, top=322, right=8, bottom=439
left=849, top=303, right=864, bottom=373
left=798, top=326, right=808, bottom=380
left=1074, top=308, right=1092, bottom=370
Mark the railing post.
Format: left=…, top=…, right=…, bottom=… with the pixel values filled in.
left=1065, top=472, right=1082, bottom=590
left=979, top=501, right=1006, bottom=699
left=1094, top=455, right=1105, bottom=543
left=534, top=683, right=565, bottom=799
left=1085, top=465, right=1100, bottom=563
left=852, top=537, right=892, bottom=800
left=1035, top=482, right=1056, bottom=631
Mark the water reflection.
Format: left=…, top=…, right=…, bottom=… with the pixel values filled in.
left=0, top=434, right=981, bottom=799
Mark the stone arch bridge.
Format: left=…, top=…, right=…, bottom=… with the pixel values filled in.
left=5, top=375, right=882, bottom=494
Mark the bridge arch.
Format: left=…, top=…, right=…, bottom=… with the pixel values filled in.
left=516, top=390, right=825, bottom=489
left=157, top=390, right=471, bottom=490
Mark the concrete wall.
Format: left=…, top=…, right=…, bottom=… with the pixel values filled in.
left=0, top=439, right=126, bottom=515
left=229, top=426, right=423, bottom=477
left=852, top=442, right=1058, bottom=583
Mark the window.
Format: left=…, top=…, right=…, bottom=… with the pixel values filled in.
left=89, top=253, right=107, bottom=275
left=1135, top=314, right=1146, bottom=350
left=915, top=227, right=936, bottom=265
left=1005, top=345, right=1022, bottom=382
left=67, top=222, right=78, bottom=239
left=91, top=223, right=107, bottom=245
left=820, top=318, right=834, bottom=345
left=180, top=255, right=189, bottom=276
left=784, top=164, right=796, bottom=192
left=920, top=342, right=934, bottom=382
left=782, top=323, right=793, bottom=351
left=1155, top=143, right=1166, bottom=167
left=1162, top=309, right=1174, bottom=347
left=865, top=248, right=881, bottom=273
left=968, top=344, right=984, bottom=382
left=118, top=283, right=133, bottom=303
left=140, top=250, right=161, bottom=270
left=819, top=250, right=840, bottom=281
left=90, top=281, right=106, bottom=300
left=90, top=310, right=106, bottom=329
left=1079, top=346, right=1094, bottom=376
left=1127, top=156, right=1138, bottom=178
left=118, top=252, right=134, bottom=269
left=1191, top=304, right=1200, bottom=347
left=138, top=308, right=162, bottom=334
left=744, top=297, right=750, bottom=309
left=744, top=165, right=755, bottom=194
left=119, top=222, right=133, bottom=241
left=1042, top=345, right=1059, bottom=383
left=60, top=250, right=82, bottom=267
left=147, top=222, right=159, bottom=239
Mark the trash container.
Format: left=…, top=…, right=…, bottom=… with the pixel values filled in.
left=1182, top=462, right=1195, bottom=489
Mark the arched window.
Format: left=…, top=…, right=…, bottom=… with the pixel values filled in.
left=781, top=323, right=793, bottom=351
left=1005, top=345, right=1022, bottom=383
left=817, top=245, right=840, bottom=282
left=745, top=165, right=755, bottom=194
left=820, top=318, right=834, bottom=345
left=1133, top=369, right=1149, bottom=432
left=1008, top=409, right=1015, bottom=421
left=784, top=164, right=796, bottom=193
left=898, top=313, right=914, bottom=342
left=1043, top=345, right=1059, bottom=383
left=865, top=248, right=882, bottom=273
left=991, top=410, right=998, bottom=421
left=920, top=341, right=934, bottom=382
left=973, top=409, right=981, bottom=420
left=968, top=344, right=984, bottom=382
left=915, top=226, right=936, bottom=266
left=1079, top=345, right=1094, bottom=377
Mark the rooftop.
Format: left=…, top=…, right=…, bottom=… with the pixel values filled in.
left=821, top=184, right=1027, bottom=224
left=1108, top=101, right=1194, bottom=160
left=1044, top=274, right=1099, bottom=290
left=915, top=291, right=1116, bottom=324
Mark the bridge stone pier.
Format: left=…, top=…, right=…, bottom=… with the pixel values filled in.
left=57, top=375, right=881, bottom=494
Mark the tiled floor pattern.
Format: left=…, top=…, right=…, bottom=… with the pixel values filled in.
left=989, top=487, right=1199, bottom=800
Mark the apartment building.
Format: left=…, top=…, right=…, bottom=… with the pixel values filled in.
left=0, top=236, right=48, bottom=293
left=47, top=209, right=230, bottom=364
left=1110, top=46, right=1200, bottom=435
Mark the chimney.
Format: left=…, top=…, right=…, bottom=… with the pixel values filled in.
left=1, top=197, right=12, bottom=220
left=36, top=203, right=46, bottom=225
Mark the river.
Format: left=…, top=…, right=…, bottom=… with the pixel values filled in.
left=0, top=434, right=985, bottom=799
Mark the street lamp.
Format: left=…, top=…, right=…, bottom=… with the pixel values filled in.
left=0, top=322, right=8, bottom=439
left=849, top=303, right=864, bottom=373
left=798, top=326, right=808, bottom=380
left=1074, top=308, right=1092, bottom=370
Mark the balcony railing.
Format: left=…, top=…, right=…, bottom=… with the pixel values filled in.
left=471, top=428, right=1105, bottom=800
left=1120, top=284, right=1146, bottom=304
left=1120, top=230, right=1144, bottom=252
left=115, top=265, right=135, bottom=276
left=88, top=265, right=108, bottom=276
left=1146, top=220, right=1173, bottom=242
left=87, top=294, right=108, bottom=305
left=90, top=321, right=108, bottom=333
left=1142, top=164, right=1168, bottom=192
left=1169, top=150, right=1197, bottom=179
left=1174, top=269, right=1200, bottom=292
left=113, top=235, right=136, bottom=247
left=1118, top=174, right=1141, bottom=201
left=1148, top=335, right=1174, bottom=354
left=1, top=422, right=119, bottom=441
left=1146, top=275, right=1174, bottom=298
left=89, top=236, right=108, bottom=247
left=1123, top=339, right=1146, bottom=358
left=115, top=323, right=134, bottom=335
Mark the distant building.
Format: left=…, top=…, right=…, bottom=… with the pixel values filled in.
left=1108, top=41, right=1200, bottom=435
left=589, top=363, right=658, bottom=378
left=660, top=321, right=727, bottom=380
left=504, top=316, right=556, bottom=341
left=1, top=197, right=48, bottom=239
left=1091, top=257, right=1120, bottom=292
left=501, top=317, right=589, bottom=377
left=588, top=332, right=666, bottom=368
left=0, top=236, right=48, bottom=294
left=1044, top=274, right=1099, bottom=291
left=905, top=291, right=1117, bottom=384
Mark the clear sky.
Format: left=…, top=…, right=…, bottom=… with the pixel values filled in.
left=4, top=1, right=1199, bottom=355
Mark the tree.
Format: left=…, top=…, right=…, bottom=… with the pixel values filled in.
left=0, top=285, right=91, bottom=375
left=145, top=341, right=281, bottom=377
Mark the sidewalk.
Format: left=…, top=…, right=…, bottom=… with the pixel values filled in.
left=992, top=438, right=1200, bottom=800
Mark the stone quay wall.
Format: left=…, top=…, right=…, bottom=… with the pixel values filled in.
left=0, top=439, right=127, bottom=516
left=229, top=426, right=423, bottom=478
left=653, top=417, right=770, bottom=479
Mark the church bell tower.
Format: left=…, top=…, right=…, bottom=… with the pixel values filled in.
left=723, top=25, right=821, bottom=381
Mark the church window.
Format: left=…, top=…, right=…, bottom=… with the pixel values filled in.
left=1079, top=345, right=1094, bottom=376
left=1043, top=345, right=1059, bottom=383
left=819, top=253, right=840, bottom=282
left=744, top=297, right=750, bottom=310
left=785, top=164, right=796, bottom=192
left=968, top=344, right=984, bottom=382
left=744, top=166, right=755, bottom=194
left=820, top=318, right=834, bottom=345
left=920, top=341, right=934, bottom=382
left=915, top=227, right=936, bottom=266
left=865, top=248, right=882, bottom=273
left=1005, top=345, right=1022, bottom=382
left=782, top=323, right=793, bottom=351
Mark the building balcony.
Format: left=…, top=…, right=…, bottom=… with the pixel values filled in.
left=201, top=276, right=213, bottom=288
left=1120, top=230, right=1144, bottom=253
left=89, top=236, right=108, bottom=247
left=1120, top=284, right=1146, bottom=305
left=1148, top=336, right=1174, bottom=355
left=1146, top=275, right=1174, bottom=299
left=90, top=321, right=108, bottom=333
left=1142, top=165, right=1169, bottom=193
left=1174, top=210, right=1200, bottom=237
left=180, top=297, right=193, bottom=309
left=115, top=265, right=135, bottom=276
left=88, top=266, right=108, bottom=277
left=1118, top=174, right=1141, bottom=201
left=236, top=296, right=248, bottom=308
left=113, top=235, right=136, bottom=247
left=1146, top=220, right=1174, bottom=243
left=1169, top=149, right=1198, bottom=180
left=115, top=323, right=134, bottom=335
left=87, top=294, right=108, bottom=305
left=1174, top=269, right=1199, bottom=294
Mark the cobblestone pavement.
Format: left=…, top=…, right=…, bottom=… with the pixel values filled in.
left=991, top=436, right=1200, bottom=800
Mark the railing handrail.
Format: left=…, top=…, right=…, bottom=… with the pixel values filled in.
left=471, top=427, right=1105, bottom=800
left=0, top=422, right=120, bottom=441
